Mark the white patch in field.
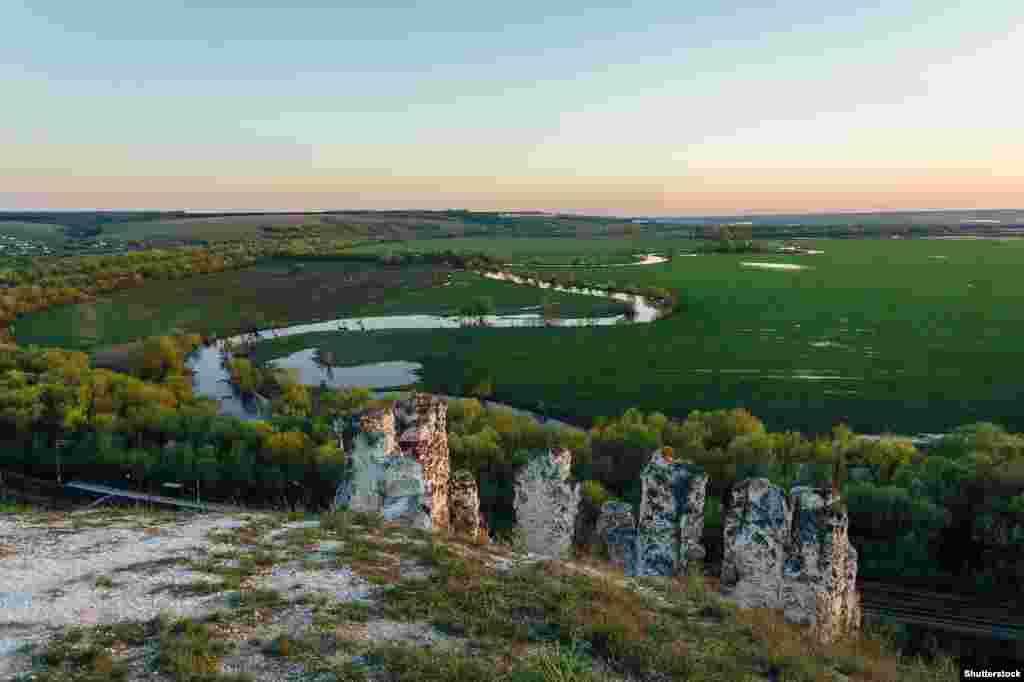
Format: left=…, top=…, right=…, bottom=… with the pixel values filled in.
left=741, top=262, right=807, bottom=271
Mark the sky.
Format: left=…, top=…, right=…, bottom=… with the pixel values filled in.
left=2, top=1, right=1023, bottom=215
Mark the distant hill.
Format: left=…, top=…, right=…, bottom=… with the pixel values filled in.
left=649, top=209, right=1024, bottom=228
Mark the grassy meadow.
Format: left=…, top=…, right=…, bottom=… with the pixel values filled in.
left=252, top=238, right=1024, bottom=435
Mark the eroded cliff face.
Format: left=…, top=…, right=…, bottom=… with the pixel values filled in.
left=449, top=468, right=486, bottom=542
left=398, top=394, right=451, bottom=533
left=634, top=452, right=708, bottom=577
left=720, top=480, right=862, bottom=643
left=514, top=448, right=581, bottom=559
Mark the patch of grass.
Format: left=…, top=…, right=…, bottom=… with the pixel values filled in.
left=27, top=620, right=159, bottom=682
left=94, top=575, right=116, bottom=589
left=376, top=552, right=692, bottom=679
left=352, top=642, right=496, bottom=682
left=155, top=615, right=235, bottom=681
left=513, top=640, right=603, bottom=682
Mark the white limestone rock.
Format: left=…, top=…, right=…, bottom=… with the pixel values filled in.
left=332, top=431, right=431, bottom=531
left=634, top=452, right=708, bottom=577
left=720, top=478, right=792, bottom=609
left=514, top=448, right=581, bottom=559
left=780, top=486, right=861, bottom=643
left=595, top=500, right=636, bottom=572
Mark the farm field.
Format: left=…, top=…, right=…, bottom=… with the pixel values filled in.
left=12, top=260, right=626, bottom=352
left=251, top=238, right=1024, bottom=435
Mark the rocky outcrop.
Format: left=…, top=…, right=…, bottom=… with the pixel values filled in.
left=845, top=543, right=862, bottom=636
left=634, top=452, right=708, bottom=577
left=780, top=486, right=861, bottom=644
left=449, top=469, right=486, bottom=541
left=595, top=501, right=636, bottom=572
left=397, top=394, right=450, bottom=532
left=359, top=407, right=397, bottom=456
left=331, top=430, right=431, bottom=530
left=514, top=448, right=581, bottom=558
left=720, top=480, right=862, bottom=643
left=720, top=478, right=792, bottom=609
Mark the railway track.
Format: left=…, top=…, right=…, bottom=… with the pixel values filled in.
left=859, top=580, right=1024, bottom=642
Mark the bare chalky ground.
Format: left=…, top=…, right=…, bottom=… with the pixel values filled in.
left=0, top=507, right=554, bottom=681
left=0, top=509, right=415, bottom=680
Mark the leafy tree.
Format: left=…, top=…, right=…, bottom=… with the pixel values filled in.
left=137, top=336, right=181, bottom=381
left=459, top=296, right=495, bottom=325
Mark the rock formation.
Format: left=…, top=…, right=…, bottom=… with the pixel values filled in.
left=634, top=451, right=708, bottom=577
left=514, top=448, right=581, bottom=558
left=358, top=406, right=397, bottom=456
left=720, top=478, right=792, bottom=609
left=720, top=480, right=862, bottom=643
left=329, top=395, right=452, bottom=534
left=397, top=394, right=451, bottom=532
left=449, top=468, right=486, bottom=541
left=780, top=486, right=861, bottom=644
left=331, top=430, right=431, bottom=530
left=595, top=500, right=636, bottom=572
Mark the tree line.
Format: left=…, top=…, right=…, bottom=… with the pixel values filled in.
left=443, top=400, right=1024, bottom=597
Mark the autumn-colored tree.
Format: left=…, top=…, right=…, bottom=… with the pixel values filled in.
left=137, top=336, right=181, bottom=381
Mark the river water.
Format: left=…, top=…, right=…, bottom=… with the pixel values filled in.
left=185, top=269, right=663, bottom=420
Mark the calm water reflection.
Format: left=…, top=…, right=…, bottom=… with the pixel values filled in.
left=184, top=270, right=663, bottom=420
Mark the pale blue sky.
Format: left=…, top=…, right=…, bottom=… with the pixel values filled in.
left=3, top=1, right=1022, bottom=212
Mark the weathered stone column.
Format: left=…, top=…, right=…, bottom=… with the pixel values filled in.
left=720, top=478, right=792, bottom=609
left=780, top=486, right=861, bottom=643
left=397, top=394, right=451, bottom=532
left=718, top=480, right=862, bottom=642
left=845, top=543, right=862, bottom=636
left=332, top=430, right=432, bottom=531
left=634, top=451, right=708, bottom=577
left=595, top=500, right=637, bottom=572
left=358, top=406, right=397, bottom=456
left=449, top=469, right=485, bottom=541
left=514, top=448, right=581, bottom=558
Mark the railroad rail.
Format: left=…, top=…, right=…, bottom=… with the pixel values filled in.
left=859, top=580, right=1024, bottom=642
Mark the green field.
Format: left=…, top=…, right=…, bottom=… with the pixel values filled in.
left=13, top=261, right=626, bottom=352
left=250, top=238, right=1024, bottom=435
left=0, top=221, right=68, bottom=245
left=14, top=234, right=1024, bottom=435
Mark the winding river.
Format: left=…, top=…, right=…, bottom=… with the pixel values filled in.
left=185, top=266, right=665, bottom=420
